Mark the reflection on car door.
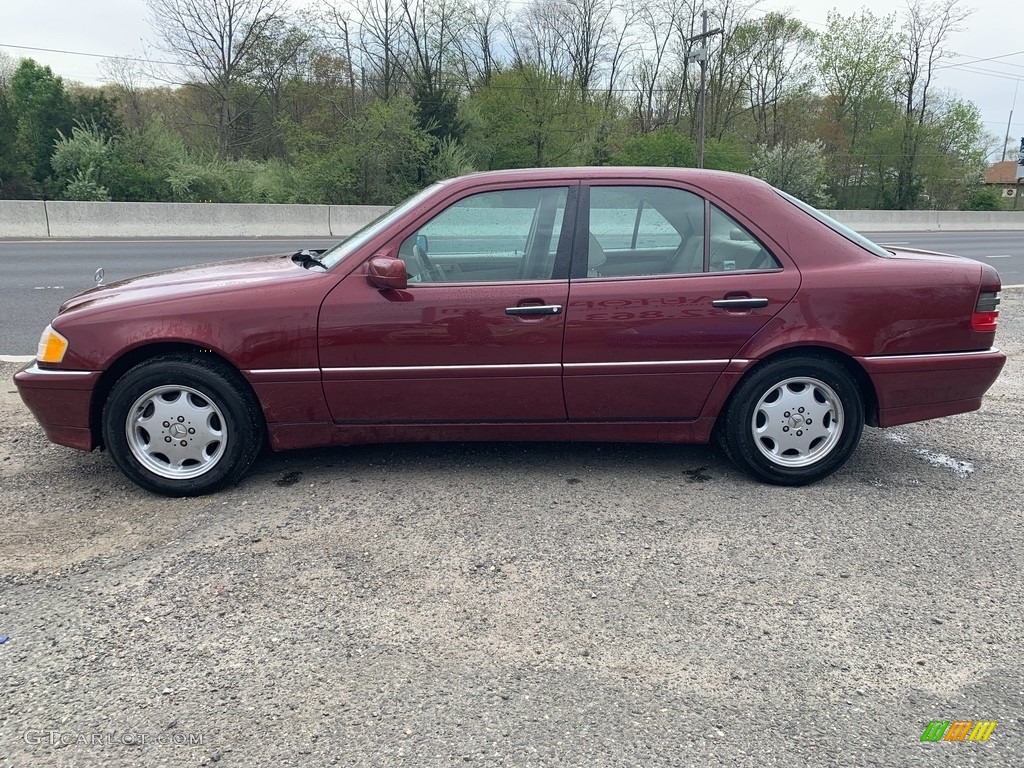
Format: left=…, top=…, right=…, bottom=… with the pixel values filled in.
left=318, top=184, right=576, bottom=423
left=562, top=184, right=801, bottom=421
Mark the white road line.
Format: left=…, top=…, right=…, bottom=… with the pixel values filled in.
left=984, top=254, right=1013, bottom=258
left=0, top=355, right=34, bottom=363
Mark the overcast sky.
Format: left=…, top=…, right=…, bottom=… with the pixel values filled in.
left=0, top=0, right=1017, bottom=160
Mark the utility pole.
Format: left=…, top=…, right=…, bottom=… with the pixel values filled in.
left=1002, top=80, right=1020, bottom=162
left=688, top=10, right=723, bottom=168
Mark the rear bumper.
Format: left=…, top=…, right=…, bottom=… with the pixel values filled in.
left=13, top=362, right=101, bottom=451
left=856, top=348, right=1006, bottom=427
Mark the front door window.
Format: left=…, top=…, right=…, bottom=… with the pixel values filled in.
left=399, top=187, right=569, bottom=283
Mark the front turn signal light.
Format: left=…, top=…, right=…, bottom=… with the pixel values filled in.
left=36, top=325, right=69, bottom=364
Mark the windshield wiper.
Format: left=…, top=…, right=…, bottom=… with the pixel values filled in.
left=291, top=249, right=328, bottom=270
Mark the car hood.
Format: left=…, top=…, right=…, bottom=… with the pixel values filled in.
left=58, top=253, right=310, bottom=315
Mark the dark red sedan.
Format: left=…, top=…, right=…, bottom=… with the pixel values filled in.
left=15, top=168, right=1005, bottom=495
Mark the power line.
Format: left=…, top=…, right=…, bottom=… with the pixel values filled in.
left=940, top=50, right=1024, bottom=71
left=0, top=42, right=176, bottom=67
left=944, top=65, right=1024, bottom=83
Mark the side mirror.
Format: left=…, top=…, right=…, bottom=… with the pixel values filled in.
left=367, top=256, right=408, bottom=290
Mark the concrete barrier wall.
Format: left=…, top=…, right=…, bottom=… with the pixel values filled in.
left=44, top=201, right=332, bottom=238
left=329, top=205, right=391, bottom=237
left=5, top=200, right=1024, bottom=238
left=824, top=209, right=1024, bottom=232
left=0, top=201, right=49, bottom=238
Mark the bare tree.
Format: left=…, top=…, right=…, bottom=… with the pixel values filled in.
left=99, top=57, right=154, bottom=133
left=702, top=0, right=761, bottom=140
left=351, top=0, right=407, bottom=100
left=399, top=0, right=469, bottom=94
left=146, top=0, right=290, bottom=154
left=246, top=19, right=311, bottom=155
left=455, top=0, right=508, bottom=85
left=629, top=0, right=681, bottom=132
left=507, top=0, right=572, bottom=79
left=601, top=4, right=638, bottom=111
left=552, top=0, right=617, bottom=99
left=894, top=0, right=971, bottom=208
left=321, top=5, right=361, bottom=109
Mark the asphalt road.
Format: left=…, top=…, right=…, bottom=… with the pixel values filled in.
left=1, top=290, right=1022, bottom=767
left=0, top=231, right=1021, bottom=355
left=869, top=231, right=1024, bottom=285
left=0, top=237, right=335, bottom=355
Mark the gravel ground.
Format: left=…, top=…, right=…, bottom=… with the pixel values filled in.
left=1, top=291, right=1022, bottom=768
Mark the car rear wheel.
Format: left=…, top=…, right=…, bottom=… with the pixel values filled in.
left=102, top=354, right=264, bottom=496
left=718, top=356, right=864, bottom=485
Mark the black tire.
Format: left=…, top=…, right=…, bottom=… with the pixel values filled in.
left=101, top=354, right=265, bottom=496
left=717, top=355, right=864, bottom=486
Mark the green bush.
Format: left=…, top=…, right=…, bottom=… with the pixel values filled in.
left=960, top=185, right=1005, bottom=211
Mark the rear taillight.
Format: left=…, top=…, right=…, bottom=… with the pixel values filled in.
left=972, top=290, right=1000, bottom=332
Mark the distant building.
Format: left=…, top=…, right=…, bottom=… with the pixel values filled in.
left=984, top=161, right=1023, bottom=197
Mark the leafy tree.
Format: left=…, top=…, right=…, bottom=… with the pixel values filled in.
left=0, top=50, right=17, bottom=89
left=610, top=127, right=696, bottom=167
left=9, top=60, right=74, bottom=194
left=751, top=141, right=832, bottom=207
left=285, top=96, right=433, bottom=203
left=731, top=13, right=816, bottom=147
left=915, top=98, right=987, bottom=210
left=463, top=67, right=586, bottom=169
left=0, top=87, right=34, bottom=198
left=430, top=136, right=477, bottom=179
left=703, top=135, right=750, bottom=173
left=51, top=122, right=114, bottom=199
left=960, top=186, right=1002, bottom=211
left=816, top=10, right=900, bottom=208
left=61, top=171, right=113, bottom=201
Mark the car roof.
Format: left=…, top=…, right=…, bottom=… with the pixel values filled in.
left=441, top=166, right=772, bottom=190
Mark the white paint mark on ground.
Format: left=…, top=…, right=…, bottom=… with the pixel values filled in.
left=914, top=449, right=975, bottom=478
left=32, top=286, right=65, bottom=290
left=983, top=255, right=1013, bottom=259
left=0, top=355, right=34, bottom=363
left=883, top=428, right=974, bottom=477
left=884, top=429, right=911, bottom=444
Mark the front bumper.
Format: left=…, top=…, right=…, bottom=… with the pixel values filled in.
left=856, top=348, right=1007, bottom=427
left=13, top=362, right=102, bottom=451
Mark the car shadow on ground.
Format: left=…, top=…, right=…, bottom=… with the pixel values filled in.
left=246, top=440, right=731, bottom=489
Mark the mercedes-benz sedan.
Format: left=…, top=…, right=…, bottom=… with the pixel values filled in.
left=15, top=168, right=1005, bottom=495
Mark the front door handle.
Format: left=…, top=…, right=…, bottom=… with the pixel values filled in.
left=505, top=304, right=563, bottom=316
left=712, top=297, right=769, bottom=309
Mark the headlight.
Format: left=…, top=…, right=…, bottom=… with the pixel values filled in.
left=36, top=324, right=69, bottom=364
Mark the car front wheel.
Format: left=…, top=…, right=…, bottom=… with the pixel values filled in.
left=718, top=356, right=864, bottom=485
left=101, top=354, right=264, bottom=496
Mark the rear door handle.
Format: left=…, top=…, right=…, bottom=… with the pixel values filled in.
left=505, top=304, right=563, bottom=316
left=712, top=297, right=769, bottom=309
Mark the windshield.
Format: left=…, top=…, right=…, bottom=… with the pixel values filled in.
left=775, top=189, right=891, bottom=258
left=319, top=183, right=444, bottom=269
